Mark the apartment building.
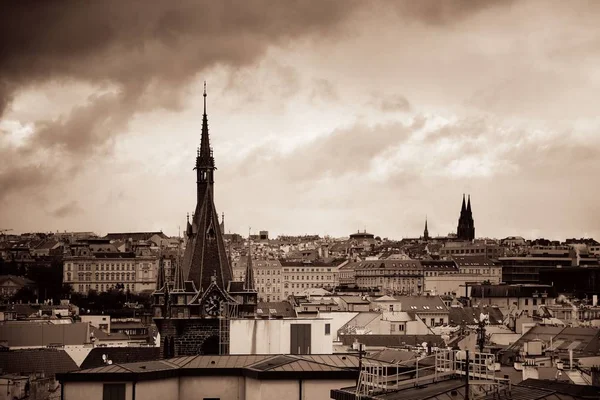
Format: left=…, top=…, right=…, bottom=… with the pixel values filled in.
left=281, top=259, right=343, bottom=298
left=63, top=242, right=158, bottom=294
left=440, top=242, right=503, bottom=258
left=231, top=257, right=283, bottom=302
left=354, top=260, right=423, bottom=294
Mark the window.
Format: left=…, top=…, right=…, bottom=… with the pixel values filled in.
left=325, top=323, right=331, bottom=335
left=525, top=299, right=529, bottom=305
left=103, top=384, right=125, bottom=400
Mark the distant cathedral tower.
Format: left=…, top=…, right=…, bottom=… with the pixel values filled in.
left=456, top=194, right=475, bottom=241
left=153, top=83, right=256, bottom=359
left=423, top=217, right=430, bottom=241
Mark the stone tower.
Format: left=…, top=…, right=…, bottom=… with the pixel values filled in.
left=456, top=194, right=475, bottom=241
left=153, top=83, right=256, bottom=358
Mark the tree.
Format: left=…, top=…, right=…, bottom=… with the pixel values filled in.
left=11, top=286, right=37, bottom=303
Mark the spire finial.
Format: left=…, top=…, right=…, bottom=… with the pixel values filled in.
left=203, top=81, right=207, bottom=115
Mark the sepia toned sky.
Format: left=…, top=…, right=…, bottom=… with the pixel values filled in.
left=2, top=0, right=600, bottom=240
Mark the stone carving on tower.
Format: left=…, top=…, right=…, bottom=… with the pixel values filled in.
left=153, top=83, right=257, bottom=358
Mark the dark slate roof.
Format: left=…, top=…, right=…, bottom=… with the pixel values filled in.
left=0, top=275, right=36, bottom=287
left=0, top=349, right=78, bottom=376
left=448, top=306, right=504, bottom=325
left=339, top=334, right=444, bottom=347
left=227, top=281, right=245, bottom=292
left=104, top=232, right=168, bottom=241
left=470, top=284, right=558, bottom=298
left=58, top=354, right=361, bottom=382
left=391, top=295, right=448, bottom=311
left=520, top=378, right=600, bottom=398
left=80, top=347, right=160, bottom=369
left=451, top=255, right=497, bottom=266
left=0, top=322, right=89, bottom=347
left=256, top=301, right=296, bottom=317
left=331, top=378, right=591, bottom=400
left=505, top=325, right=565, bottom=352
left=420, top=260, right=458, bottom=270
left=182, top=184, right=232, bottom=292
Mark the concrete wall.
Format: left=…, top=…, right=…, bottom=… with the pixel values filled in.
left=64, top=381, right=133, bottom=400
left=424, top=274, right=501, bottom=297
left=62, top=376, right=356, bottom=400
left=245, top=378, right=355, bottom=400
left=137, top=378, right=179, bottom=400
left=180, top=376, right=243, bottom=400
left=318, top=311, right=358, bottom=340
left=231, top=318, right=333, bottom=355
left=81, top=315, right=111, bottom=331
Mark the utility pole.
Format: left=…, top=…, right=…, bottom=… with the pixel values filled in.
left=357, top=343, right=364, bottom=386
left=465, top=350, right=470, bottom=400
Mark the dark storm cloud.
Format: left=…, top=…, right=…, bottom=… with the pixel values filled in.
left=391, top=0, right=514, bottom=25
left=0, top=0, right=361, bottom=200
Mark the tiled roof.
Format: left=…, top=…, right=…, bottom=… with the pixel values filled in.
left=89, top=325, right=129, bottom=341
left=392, top=295, right=448, bottom=312
left=0, top=322, right=89, bottom=347
left=58, top=354, right=362, bottom=382
left=332, top=378, right=594, bottom=400
left=0, top=349, right=78, bottom=376
left=256, top=301, right=296, bottom=317
left=33, top=240, right=61, bottom=250
left=470, top=284, right=558, bottom=298
left=104, top=232, right=168, bottom=241
left=354, top=260, right=422, bottom=270
left=338, top=296, right=369, bottom=304
left=0, top=275, right=36, bottom=287
left=339, top=312, right=380, bottom=334
left=451, top=255, right=497, bottom=266
left=339, top=334, right=444, bottom=348
left=81, top=347, right=160, bottom=369
left=505, top=325, right=565, bottom=352
left=448, top=306, right=504, bottom=325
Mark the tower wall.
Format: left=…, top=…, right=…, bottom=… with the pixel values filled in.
left=156, top=318, right=221, bottom=358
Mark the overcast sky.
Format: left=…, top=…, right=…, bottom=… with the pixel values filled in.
left=2, top=0, right=600, bottom=240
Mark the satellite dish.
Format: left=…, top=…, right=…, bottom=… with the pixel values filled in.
left=107, top=360, right=113, bottom=365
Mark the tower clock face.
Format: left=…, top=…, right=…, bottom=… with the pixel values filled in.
left=204, top=293, right=223, bottom=316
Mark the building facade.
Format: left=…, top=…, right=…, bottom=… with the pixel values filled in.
left=281, top=260, right=341, bottom=298
left=63, top=245, right=158, bottom=294
left=233, top=257, right=283, bottom=302
left=354, top=260, right=423, bottom=294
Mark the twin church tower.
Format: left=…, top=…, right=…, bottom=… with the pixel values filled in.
left=423, top=194, right=476, bottom=241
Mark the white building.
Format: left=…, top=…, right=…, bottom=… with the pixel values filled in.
left=230, top=318, right=333, bottom=355
left=58, top=354, right=360, bottom=400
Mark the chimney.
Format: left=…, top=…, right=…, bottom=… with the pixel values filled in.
left=522, top=364, right=539, bottom=381
left=592, top=367, right=600, bottom=387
